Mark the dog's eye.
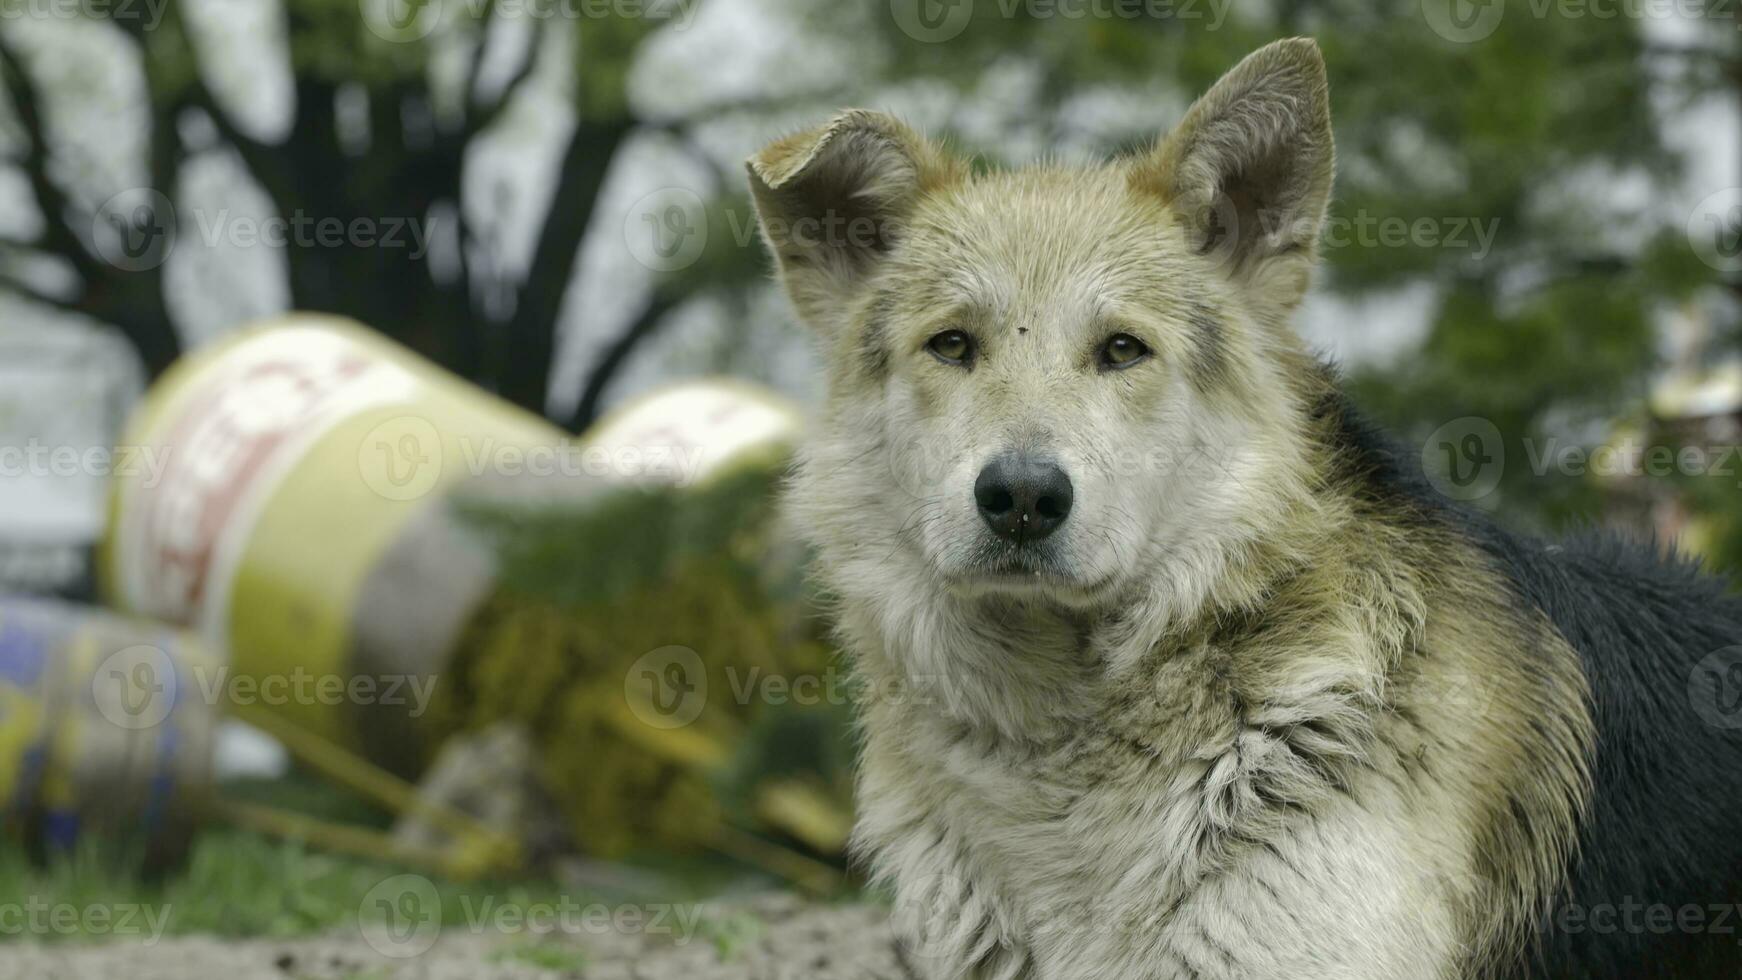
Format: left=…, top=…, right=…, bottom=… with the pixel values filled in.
left=1099, top=334, right=1151, bottom=370
left=926, top=330, right=974, bottom=365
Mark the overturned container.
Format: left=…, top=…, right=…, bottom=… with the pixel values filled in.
left=0, top=597, right=218, bottom=870
left=101, top=314, right=841, bottom=862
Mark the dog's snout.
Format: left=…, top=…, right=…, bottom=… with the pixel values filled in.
left=974, top=454, right=1073, bottom=544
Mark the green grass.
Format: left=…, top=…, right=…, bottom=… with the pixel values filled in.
left=0, top=774, right=730, bottom=945
left=0, top=770, right=848, bottom=949
left=487, top=941, right=590, bottom=971
left=0, top=828, right=584, bottom=943
left=698, top=909, right=766, bottom=962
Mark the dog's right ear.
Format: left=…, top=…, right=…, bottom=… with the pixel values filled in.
left=747, top=110, right=957, bottom=332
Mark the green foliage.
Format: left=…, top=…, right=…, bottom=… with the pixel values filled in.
left=699, top=909, right=765, bottom=961
left=433, top=457, right=851, bottom=859
left=779, top=2, right=1738, bottom=571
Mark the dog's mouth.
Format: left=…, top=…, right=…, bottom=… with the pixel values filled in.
left=947, top=540, right=1116, bottom=601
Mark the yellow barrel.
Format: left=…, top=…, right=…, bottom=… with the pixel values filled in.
left=101, top=315, right=567, bottom=754
left=101, top=313, right=805, bottom=794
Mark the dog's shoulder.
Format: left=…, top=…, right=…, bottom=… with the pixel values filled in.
left=1326, top=382, right=1742, bottom=977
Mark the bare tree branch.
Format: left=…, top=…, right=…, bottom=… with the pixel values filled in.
left=567, top=289, right=681, bottom=430
left=497, top=114, right=633, bottom=415
left=461, top=0, right=540, bottom=141
left=0, top=269, right=78, bottom=313
left=0, top=30, right=100, bottom=280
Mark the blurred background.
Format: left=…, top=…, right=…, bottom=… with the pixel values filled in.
left=0, top=0, right=1737, bottom=973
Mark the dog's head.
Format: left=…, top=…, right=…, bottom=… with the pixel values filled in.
left=751, top=39, right=1334, bottom=614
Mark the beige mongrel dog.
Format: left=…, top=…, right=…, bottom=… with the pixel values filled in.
left=748, top=37, right=1742, bottom=980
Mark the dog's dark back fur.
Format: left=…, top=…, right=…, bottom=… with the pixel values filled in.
left=1332, top=395, right=1742, bottom=979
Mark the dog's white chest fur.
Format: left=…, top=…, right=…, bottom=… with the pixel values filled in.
left=851, top=615, right=1464, bottom=980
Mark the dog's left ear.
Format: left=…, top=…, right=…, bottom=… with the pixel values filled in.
left=1137, top=38, right=1334, bottom=316
left=747, top=110, right=959, bottom=334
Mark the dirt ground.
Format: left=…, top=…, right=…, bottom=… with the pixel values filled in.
left=7, top=895, right=909, bottom=980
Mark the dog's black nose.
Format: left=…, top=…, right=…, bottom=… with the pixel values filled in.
left=974, top=454, right=1073, bottom=544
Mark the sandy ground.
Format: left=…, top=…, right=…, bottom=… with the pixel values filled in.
left=6, top=895, right=909, bottom=980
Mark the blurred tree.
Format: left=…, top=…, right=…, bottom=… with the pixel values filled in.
left=0, top=0, right=716, bottom=427
left=824, top=0, right=1739, bottom=567
left=1, top=0, right=1736, bottom=568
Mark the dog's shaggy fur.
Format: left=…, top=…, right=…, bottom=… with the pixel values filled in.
left=749, top=38, right=1742, bottom=979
